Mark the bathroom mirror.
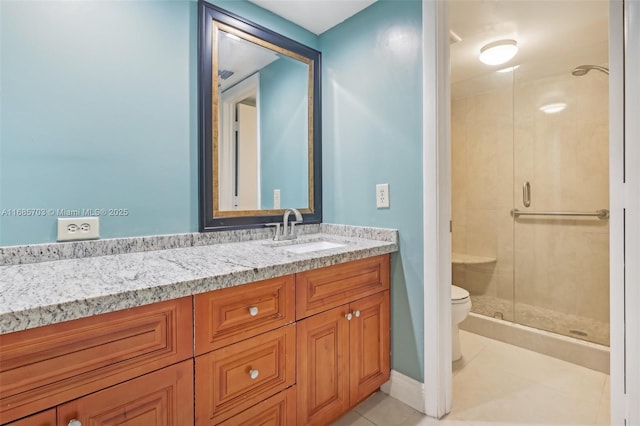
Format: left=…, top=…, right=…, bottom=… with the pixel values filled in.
left=199, top=2, right=322, bottom=231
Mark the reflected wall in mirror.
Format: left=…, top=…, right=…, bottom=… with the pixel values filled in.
left=199, top=2, right=322, bottom=231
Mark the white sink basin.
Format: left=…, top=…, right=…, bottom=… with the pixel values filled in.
left=283, top=240, right=346, bottom=254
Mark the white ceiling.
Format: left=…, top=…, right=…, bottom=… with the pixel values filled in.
left=246, top=0, right=609, bottom=98
left=248, top=0, right=376, bottom=35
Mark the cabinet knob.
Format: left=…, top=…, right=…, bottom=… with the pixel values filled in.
left=249, top=369, right=259, bottom=380
left=68, top=420, right=82, bottom=426
left=248, top=306, right=259, bottom=316
left=345, top=313, right=353, bottom=321
left=353, top=310, right=361, bottom=318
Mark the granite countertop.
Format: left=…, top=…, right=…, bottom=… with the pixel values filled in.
left=0, top=224, right=398, bottom=334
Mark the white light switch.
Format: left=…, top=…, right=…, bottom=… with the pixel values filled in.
left=273, top=189, right=281, bottom=209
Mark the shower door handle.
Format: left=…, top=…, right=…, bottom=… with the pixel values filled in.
left=523, top=181, right=531, bottom=207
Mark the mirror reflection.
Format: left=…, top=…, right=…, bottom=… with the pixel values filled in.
left=215, top=27, right=311, bottom=213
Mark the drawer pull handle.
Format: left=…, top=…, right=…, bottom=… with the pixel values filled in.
left=345, top=313, right=353, bottom=321
left=248, top=306, right=259, bottom=316
left=69, top=420, right=82, bottom=426
left=249, top=369, right=260, bottom=380
left=353, top=310, right=361, bottom=318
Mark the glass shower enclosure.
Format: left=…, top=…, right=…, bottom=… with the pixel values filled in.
left=450, top=1, right=610, bottom=346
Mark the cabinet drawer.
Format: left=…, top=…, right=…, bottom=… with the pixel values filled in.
left=57, top=360, right=193, bottom=426
left=218, top=386, right=296, bottom=426
left=296, top=254, right=390, bottom=319
left=195, top=275, right=294, bottom=354
left=0, top=297, right=193, bottom=424
left=195, top=324, right=296, bottom=425
left=4, top=409, right=55, bottom=426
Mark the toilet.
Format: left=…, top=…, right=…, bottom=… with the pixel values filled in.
left=451, top=284, right=472, bottom=361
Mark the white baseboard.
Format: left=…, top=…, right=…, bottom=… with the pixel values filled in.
left=380, top=369, right=425, bottom=413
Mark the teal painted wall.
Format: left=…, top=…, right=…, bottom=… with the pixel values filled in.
left=0, top=0, right=317, bottom=246
left=319, top=0, right=424, bottom=381
left=0, top=0, right=197, bottom=246
left=0, top=0, right=425, bottom=384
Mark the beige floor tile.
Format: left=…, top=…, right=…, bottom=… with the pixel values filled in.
left=355, top=391, right=420, bottom=426
left=399, top=412, right=437, bottom=426
left=337, top=332, right=611, bottom=426
left=602, top=376, right=610, bottom=402
left=466, top=336, right=607, bottom=404
left=453, top=330, right=493, bottom=376
left=331, top=410, right=377, bottom=426
left=450, top=378, right=600, bottom=425
left=451, top=362, right=538, bottom=415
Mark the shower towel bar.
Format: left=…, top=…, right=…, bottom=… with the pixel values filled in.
left=510, top=208, right=609, bottom=219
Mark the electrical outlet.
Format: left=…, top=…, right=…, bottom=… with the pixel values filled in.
left=273, top=189, right=281, bottom=209
left=376, top=183, right=390, bottom=208
left=57, top=217, right=100, bottom=242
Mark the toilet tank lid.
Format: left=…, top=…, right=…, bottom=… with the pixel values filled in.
left=451, top=285, right=470, bottom=300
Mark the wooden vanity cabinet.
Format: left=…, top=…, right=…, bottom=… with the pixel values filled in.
left=1, top=253, right=391, bottom=426
left=194, top=275, right=296, bottom=425
left=296, top=255, right=391, bottom=425
left=0, top=297, right=193, bottom=425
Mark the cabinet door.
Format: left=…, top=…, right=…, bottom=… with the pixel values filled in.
left=296, top=306, right=350, bottom=426
left=57, top=360, right=193, bottom=426
left=349, top=291, right=390, bottom=406
left=4, top=409, right=55, bottom=426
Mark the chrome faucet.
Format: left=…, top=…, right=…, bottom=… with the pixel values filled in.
left=282, top=208, right=303, bottom=239
left=266, top=208, right=303, bottom=241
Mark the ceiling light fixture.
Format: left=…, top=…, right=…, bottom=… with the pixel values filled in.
left=479, top=39, right=518, bottom=66
left=539, top=102, right=567, bottom=114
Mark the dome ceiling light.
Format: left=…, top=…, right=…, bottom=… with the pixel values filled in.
left=479, top=39, right=518, bottom=66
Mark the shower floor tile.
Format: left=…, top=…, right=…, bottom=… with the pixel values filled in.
left=469, top=294, right=610, bottom=346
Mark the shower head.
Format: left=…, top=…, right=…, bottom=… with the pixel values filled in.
left=571, top=65, right=609, bottom=76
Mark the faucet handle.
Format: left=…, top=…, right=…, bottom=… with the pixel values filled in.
left=265, top=222, right=282, bottom=241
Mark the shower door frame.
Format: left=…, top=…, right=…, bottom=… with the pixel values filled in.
left=610, top=0, right=640, bottom=423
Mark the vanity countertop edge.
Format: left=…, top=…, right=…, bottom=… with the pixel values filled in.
left=0, top=224, right=398, bottom=335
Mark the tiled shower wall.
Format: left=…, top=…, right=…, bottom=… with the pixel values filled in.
left=452, top=72, right=609, bottom=326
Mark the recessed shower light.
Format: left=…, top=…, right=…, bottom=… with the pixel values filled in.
left=479, top=39, right=518, bottom=65
left=539, top=102, right=567, bottom=114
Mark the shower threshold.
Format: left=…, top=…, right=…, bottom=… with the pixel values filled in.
left=461, top=311, right=610, bottom=373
